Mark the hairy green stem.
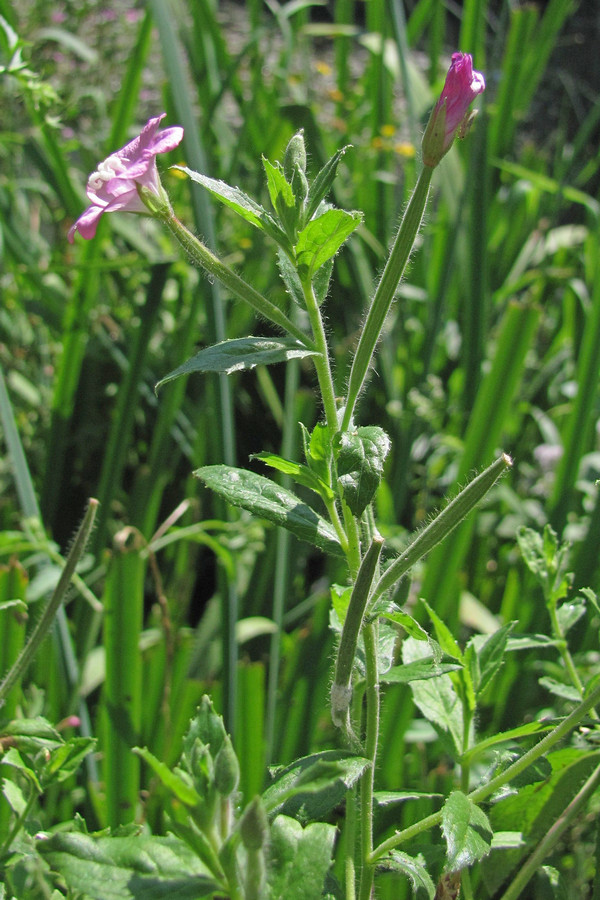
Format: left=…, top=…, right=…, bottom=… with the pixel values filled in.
left=160, top=212, right=313, bottom=348
left=301, top=277, right=340, bottom=437
left=342, top=166, right=433, bottom=431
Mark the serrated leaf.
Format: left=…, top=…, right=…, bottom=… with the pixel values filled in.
left=268, top=816, right=336, bottom=900
left=173, top=166, right=288, bottom=248
left=381, top=658, right=462, bottom=684
left=295, top=208, right=362, bottom=278
left=335, top=426, right=391, bottom=517
left=263, top=750, right=370, bottom=823
left=252, top=452, right=334, bottom=500
left=133, top=747, right=201, bottom=806
left=156, top=337, right=317, bottom=390
left=194, top=466, right=342, bottom=557
left=305, top=146, right=352, bottom=222
left=381, top=851, right=435, bottom=898
left=38, top=833, right=222, bottom=900
left=442, top=792, right=493, bottom=871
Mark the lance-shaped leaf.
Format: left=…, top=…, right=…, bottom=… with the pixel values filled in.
left=263, top=157, right=298, bottom=240
left=173, top=166, right=289, bottom=249
left=252, top=452, right=334, bottom=501
left=156, top=337, right=317, bottom=390
left=442, top=791, right=493, bottom=871
left=334, top=426, right=391, bottom=517
left=194, top=466, right=343, bottom=557
left=305, top=145, right=352, bottom=222
left=295, top=208, right=362, bottom=279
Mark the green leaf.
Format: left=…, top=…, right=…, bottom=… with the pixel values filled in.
left=173, top=166, right=288, bottom=248
left=374, top=791, right=442, bottom=808
left=295, top=208, right=362, bottom=279
left=44, top=737, right=96, bottom=784
left=263, top=750, right=370, bottom=823
left=38, top=833, right=222, bottom=900
left=194, top=466, right=343, bottom=557
left=334, top=426, right=391, bottom=517
left=381, top=658, right=462, bottom=685
left=133, top=746, right=201, bottom=806
left=268, top=816, right=336, bottom=900
left=305, top=146, right=352, bottom=222
left=380, top=851, right=435, bottom=898
left=463, top=721, right=554, bottom=764
left=556, top=596, right=586, bottom=634
left=538, top=677, right=582, bottom=702
left=377, top=606, right=430, bottom=643
left=252, top=452, right=334, bottom=501
left=302, top=422, right=331, bottom=485
left=485, top=749, right=600, bottom=896
left=402, top=639, right=463, bottom=754
left=156, top=337, right=317, bottom=390
left=263, top=157, right=297, bottom=238
left=466, top=622, right=516, bottom=696
left=422, top=600, right=463, bottom=661
left=441, top=791, right=493, bottom=871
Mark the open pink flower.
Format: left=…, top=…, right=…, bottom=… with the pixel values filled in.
left=68, top=114, right=184, bottom=242
left=422, top=53, right=485, bottom=167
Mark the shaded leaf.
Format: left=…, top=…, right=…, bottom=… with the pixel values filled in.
left=380, top=850, right=435, bottom=898
left=381, top=659, right=462, bottom=685
left=268, top=815, right=336, bottom=900
left=263, top=750, right=369, bottom=823
left=156, top=337, right=316, bottom=390
left=39, top=833, right=222, bottom=900
left=334, top=426, right=391, bottom=517
left=194, top=466, right=343, bottom=557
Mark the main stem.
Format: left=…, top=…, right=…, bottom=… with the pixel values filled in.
left=301, top=277, right=340, bottom=438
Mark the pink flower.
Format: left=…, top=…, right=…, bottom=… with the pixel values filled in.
left=422, top=53, right=485, bottom=167
left=68, top=114, right=184, bottom=242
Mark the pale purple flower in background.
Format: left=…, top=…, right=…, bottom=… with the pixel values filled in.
left=422, top=52, right=485, bottom=167
left=68, top=113, right=183, bottom=242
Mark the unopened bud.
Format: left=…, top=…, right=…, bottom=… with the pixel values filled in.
left=284, top=131, right=307, bottom=179
left=240, top=796, right=269, bottom=850
left=214, top=735, right=240, bottom=796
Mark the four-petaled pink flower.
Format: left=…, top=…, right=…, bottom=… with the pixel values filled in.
left=422, top=53, right=485, bottom=168
left=68, top=113, right=184, bottom=242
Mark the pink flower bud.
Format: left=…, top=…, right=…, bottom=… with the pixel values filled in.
left=422, top=53, right=485, bottom=168
left=68, top=114, right=184, bottom=242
